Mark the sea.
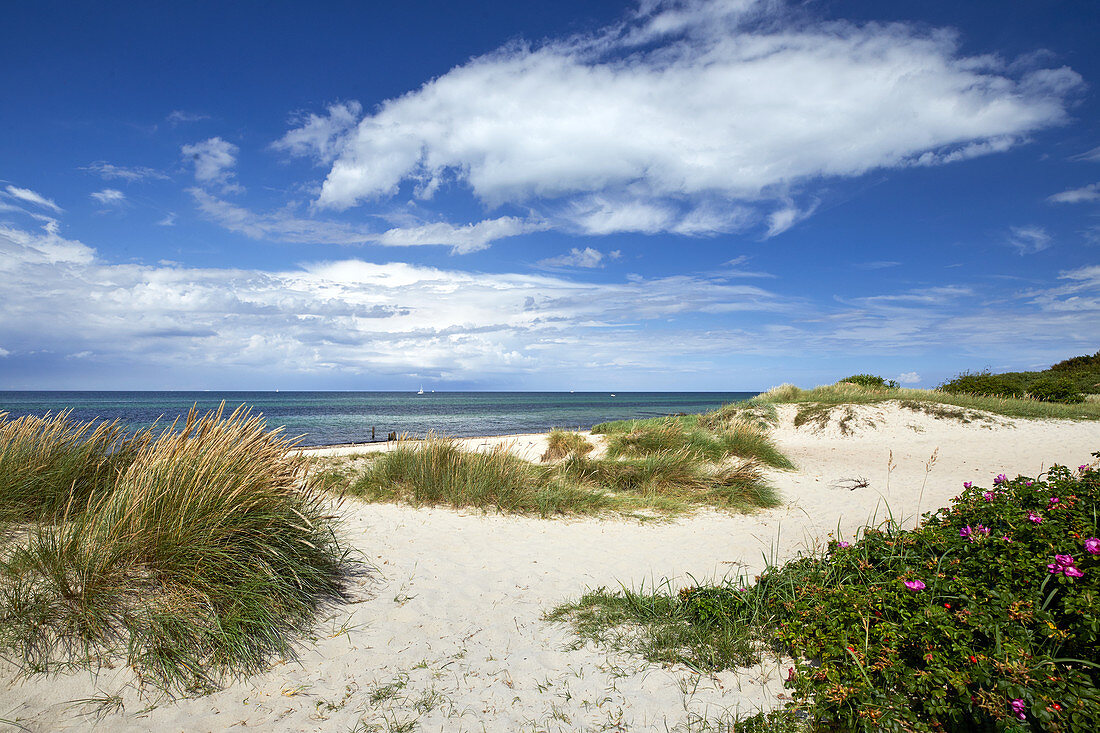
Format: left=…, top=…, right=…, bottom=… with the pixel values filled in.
left=0, top=391, right=757, bottom=447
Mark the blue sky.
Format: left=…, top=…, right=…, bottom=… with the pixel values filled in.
left=2, top=0, right=1099, bottom=391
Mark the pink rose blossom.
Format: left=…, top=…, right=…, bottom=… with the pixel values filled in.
left=1085, top=538, right=1100, bottom=555
left=904, top=580, right=926, bottom=591
left=1027, top=511, right=1042, bottom=523
left=963, top=481, right=973, bottom=489
left=1011, top=699, right=1027, bottom=720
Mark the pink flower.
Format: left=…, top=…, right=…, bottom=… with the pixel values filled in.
left=1048, top=554, right=1084, bottom=578
left=1079, top=465, right=1089, bottom=473
left=993, top=473, right=1008, bottom=485
left=959, top=526, right=973, bottom=539
left=838, top=541, right=850, bottom=549
left=1026, top=481, right=1034, bottom=486
left=1085, top=538, right=1100, bottom=555
left=982, top=491, right=994, bottom=501
left=1027, top=511, right=1042, bottom=523
left=904, top=580, right=926, bottom=591
left=1011, top=698, right=1027, bottom=720
left=976, top=524, right=990, bottom=536
left=1049, top=497, right=1060, bottom=505
left=1002, top=535, right=1013, bottom=543
left=963, top=481, right=973, bottom=489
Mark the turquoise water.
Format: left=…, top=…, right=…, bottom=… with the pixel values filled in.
left=0, top=391, right=756, bottom=447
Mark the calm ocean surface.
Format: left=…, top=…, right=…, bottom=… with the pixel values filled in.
left=0, top=391, right=757, bottom=447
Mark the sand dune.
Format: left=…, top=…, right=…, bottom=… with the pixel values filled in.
left=3, top=403, right=1099, bottom=731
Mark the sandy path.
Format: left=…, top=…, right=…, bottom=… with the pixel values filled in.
left=3, top=404, right=1099, bottom=731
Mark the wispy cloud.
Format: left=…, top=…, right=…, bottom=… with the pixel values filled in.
left=1070, top=145, right=1100, bottom=163
left=3, top=185, right=63, bottom=213
left=189, top=189, right=542, bottom=253
left=167, top=110, right=210, bottom=124
left=1007, top=225, right=1053, bottom=254
left=3, top=216, right=1099, bottom=386
left=273, top=101, right=362, bottom=164
left=90, top=189, right=126, bottom=205
left=80, top=161, right=169, bottom=182
left=281, top=0, right=1080, bottom=241
left=157, top=213, right=177, bottom=226
left=181, top=137, right=241, bottom=192
left=854, top=261, right=902, bottom=270
left=538, top=247, right=619, bottom=268
left=1048, top=182, right=1100, bottom=204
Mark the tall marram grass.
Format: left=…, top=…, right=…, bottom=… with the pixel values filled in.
left=0, top=411, right=147, bottom=526
left=0, top=405, right=350, bottom=693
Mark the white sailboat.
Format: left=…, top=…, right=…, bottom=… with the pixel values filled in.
left=417, top=385, right=425, bottom=395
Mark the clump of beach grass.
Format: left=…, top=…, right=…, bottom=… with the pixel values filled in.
left=0, top=411, right=147, bottom=527
left=601, top=417, right=793, bottom=469
left=540, top=429, right=594, bottom=462
left=351, top=436, right=610, bottom=516
left=350, top=436, right=781, bottom=517
left=0, top=405, right=351, bottom=694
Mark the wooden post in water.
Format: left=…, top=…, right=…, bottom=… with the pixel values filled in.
left=372, top=426, right=375, bottom=441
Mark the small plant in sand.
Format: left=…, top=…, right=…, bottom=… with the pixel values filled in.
left=540, top=430, right=594, bottom=462
left=552, top=456, right=1100, bottom=730
left=0, top=405, right=351, bottom=693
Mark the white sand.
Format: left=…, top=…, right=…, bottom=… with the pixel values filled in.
left=3, top=404, right=1099, bottom=731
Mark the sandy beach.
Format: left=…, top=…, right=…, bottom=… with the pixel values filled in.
left=3, top=403, right=1099, bottom=731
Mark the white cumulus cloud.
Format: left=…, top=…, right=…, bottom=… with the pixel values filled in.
left=181, top=137, right=240, bottom=191
left=283, top=0, right=1080, bottom=240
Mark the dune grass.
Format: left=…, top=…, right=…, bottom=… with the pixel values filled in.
left=350, top=436, right=611, bottom=515
left=348, top=436, right=781, bottom=517
left=0, top=411, right=148, bottom=526
left=540, top=429, right=594, bottom=461
left=599, top=416, right=794, bottom=470
left=0, top=405, right=351, bottom=693
left=753, top=381, right=1100, bottom=420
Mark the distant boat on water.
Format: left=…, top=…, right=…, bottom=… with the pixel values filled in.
left=417, top=385, right=425, bottom=395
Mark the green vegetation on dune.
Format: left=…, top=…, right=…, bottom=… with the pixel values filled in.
left=348, top=434, right=782, bottom=517
left=939, top=351, right=1100, bottom=404
left=0, top=406, right=351, bottom=693
left=753, top=381, right=1100, bottom=421
left=550, top=458, right=1100, bottom=730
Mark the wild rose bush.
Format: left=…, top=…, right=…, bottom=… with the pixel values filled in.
left=681, top=456, right=1100, bottom=731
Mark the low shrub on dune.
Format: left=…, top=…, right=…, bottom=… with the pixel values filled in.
left=554, top=456, right=1100, bottom=731
left=0, top=405, right=350, bottom=693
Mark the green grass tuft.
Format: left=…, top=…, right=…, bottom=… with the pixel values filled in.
left=0, top=405, right=352, bottom=693
left=540, top=429, right=594, bottom=462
